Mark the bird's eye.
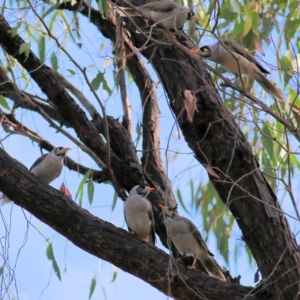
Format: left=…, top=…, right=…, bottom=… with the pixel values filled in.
left=200, top=47, right=209, bottom=53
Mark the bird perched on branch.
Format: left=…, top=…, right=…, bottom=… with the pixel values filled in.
left=191, top=40, right=288, bottom=104
left=29, top=147, right=70, bottom=184
left=115, top=1, right=200, bottom=30
left=160, top=204, right=226, bottom=281
left=0, top=146, right=70, bottom=204
left=124, top=185, right=156, bottom=245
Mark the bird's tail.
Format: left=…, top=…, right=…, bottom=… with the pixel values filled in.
left=198, top=254, right=226, bottom=281
left=114, top=7, right=139, bottom=17
left=255, top=72, right=300, bottom=113
left=255, top=72, right=287, bottom=104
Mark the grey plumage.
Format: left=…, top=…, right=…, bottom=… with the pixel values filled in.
left=160, top=205, right=226, bottom=281
left=115, top=1, right=200, bottom=30
left=124, top=185, right=156, bottom=245
left=0, top=146, right=69, bottom=204
left=29, top=147, right=69, bottom=184
left=191, top=40, right=288, bottom=104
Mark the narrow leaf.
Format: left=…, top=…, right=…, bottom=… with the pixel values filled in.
left=51, top=52, right=58, bottom=71
left=0, top=96, right=10, bottom=110
left=110, top=265, right=118, bottom=283
left=176, top=189, right=189, bottom=214
left=111, top=191, right=118, bottom=212
left=46, top=243, right=61, bottom=281
left=87, top=176, right=94, bottom=204
left=89, top=276, right=97, bottom=299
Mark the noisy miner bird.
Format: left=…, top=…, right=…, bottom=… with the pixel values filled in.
left=124, top=185, right=156, bottom=245
left=29, top=146, right=70, bottom=184
left=115, top=1, right=200, bottom=30
left=160, top=205, right=226, bottom=281
left=0, top=147, right=69, bottom=204
left=191, top=40, right=288, bottom=103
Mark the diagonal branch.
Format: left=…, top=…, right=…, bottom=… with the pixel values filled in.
left=0, top=148, right=255, bottom=300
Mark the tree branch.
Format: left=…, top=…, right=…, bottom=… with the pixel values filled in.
left=0, top=148, right=255, bottom=300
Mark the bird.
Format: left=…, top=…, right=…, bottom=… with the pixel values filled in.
left=159, top=204, right=226, bottom=281
left=124, top=185, right=156, bottom=245
left=191, top=39, right=288, bottom=104
left=115, top=1, right=200, bottom=30
left=29, top=146, right=70, bottom=184
left=0, top=146, right=70, bottom=204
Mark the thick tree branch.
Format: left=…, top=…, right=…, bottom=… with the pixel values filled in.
left=0, top=148, right=255, bottom=300
left=51, top=1, right=300, bottom=298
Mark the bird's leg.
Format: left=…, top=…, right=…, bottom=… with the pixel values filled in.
left=128, top=230, right=136, bottom=235
left=187, top=257, right=197, bottom=269
left=142, top=236, right=149, bottom=243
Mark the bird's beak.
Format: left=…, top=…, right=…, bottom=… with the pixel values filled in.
left=193, top=15, right=200, bottom=22
left=190, top=49, right=200, bottom=55
left=145, top=187, right=155, bottom=192
left=62, top=147, right=70, bottom=153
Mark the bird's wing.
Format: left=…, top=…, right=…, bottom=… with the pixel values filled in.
left=184, top=217, right=214, bottom=257
left=148, top=205, right=156, bottom=244
left=124, top=204, right=133, bottom=232
left=223, top=40, right=270, bottom=74
left=143, top=1, right=177, bottom=12
left=29, top=153, right=47, bottom=172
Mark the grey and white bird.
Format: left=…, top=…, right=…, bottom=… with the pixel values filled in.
left=29, top=147, right=70, bottom=184
left=191, top=40, right=288, bottom=104
left=124, top=185, right=156, bottom=245
left=115, top=1, right=200, bottom=30
left=160, top=204, right=226, bottom=281
left=0, top=146, right=69, bottom=204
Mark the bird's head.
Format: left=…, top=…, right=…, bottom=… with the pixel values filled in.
left=159, top=204, right=176, bottom=218
left=190, top=45, right=211, bottom=58
left=129, top=185, right=155, bottom=197
left=52, top=147, right=70, bottom=157
left=188, top=10, right=200, bottom=22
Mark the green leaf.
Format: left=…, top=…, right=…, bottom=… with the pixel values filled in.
left=280, top=55, right=293, bottom=85
left=286, top=20, right=299, bottom=39
left=91, top=72, right=112, bottom=96
left=0, top=96, right=10, bottom=110
left=38, top=36, right=45, bottom=62
left=91, top=72, right=102, bottom=91
left=111, top=191, right=118, bottom=212
left=176, top=188, right=189, bottom=214
left=98, top=0, right=109, bottom=19
left=51, top=52, right=58, bottom=71
left=88, top=276, right=97, bottom=299
left=67, top=69, right=76, bottom=75
left=19, top=42, right=31, bottom=58
left=229, top=0, right=241, bottom=15
left=46, top=243, right=61, bottom=281
left=75, top=169, right=93, bottom=205
left=87, top=176, right=94, bottom=205
left=110, top=265, right=118, bottom=283
left=42, top=3, right=60, bottom=18
left=7, top=22, right=22, bottom=38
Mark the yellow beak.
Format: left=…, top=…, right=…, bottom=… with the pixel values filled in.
left=193, top=15, right=200, bottom=22
left=190, top=49, right=200, bottom=55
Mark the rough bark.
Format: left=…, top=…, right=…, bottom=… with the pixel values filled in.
left=0, top=149, right=254, bottom=300
left=0, top=1, right=299, bottom=299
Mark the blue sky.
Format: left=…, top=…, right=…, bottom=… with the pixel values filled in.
left=0, top=4, right=299, bottom=300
